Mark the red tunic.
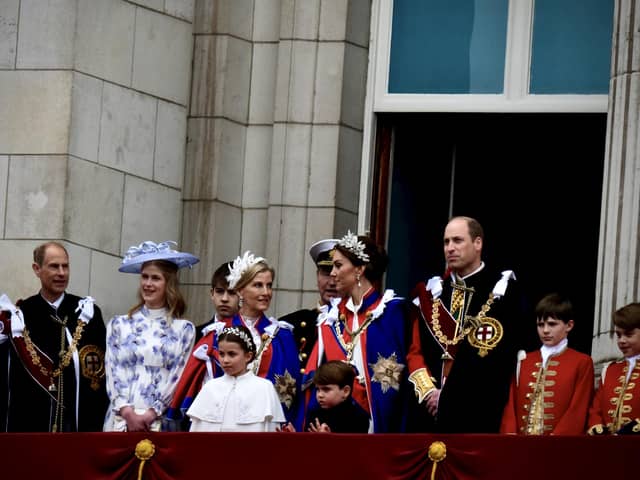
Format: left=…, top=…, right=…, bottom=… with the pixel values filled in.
left=588, top=359, right=640, bottom=433
left=500, top=347, right=594, bottom=435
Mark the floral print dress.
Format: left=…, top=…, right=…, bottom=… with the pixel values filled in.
left=103, top=306, right=195, bottom=431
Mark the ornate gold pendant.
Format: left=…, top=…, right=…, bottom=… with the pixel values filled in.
left=79, top=344, right=106, bottom=391
left=467, top=316, right=503, bottom=357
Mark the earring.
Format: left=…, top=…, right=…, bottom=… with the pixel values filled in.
left=238, top=296, right=243, bottom=308
left=356, top=274, right=361, bottom=288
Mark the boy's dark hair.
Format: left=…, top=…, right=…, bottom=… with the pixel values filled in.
left=612, top=302, right=640, bottom=330
left=535, top=293, right=573, bottom=323
left=313, top=360, right=356, bottom=390
left=211, top=262, right=232, bottom=289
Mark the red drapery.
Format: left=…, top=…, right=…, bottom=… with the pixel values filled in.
left=1, top=432, right=637, bottom=479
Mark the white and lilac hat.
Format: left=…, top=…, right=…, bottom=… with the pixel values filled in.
left=119, top=241, right=199, bottom=274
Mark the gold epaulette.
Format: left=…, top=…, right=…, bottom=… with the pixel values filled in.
left=409, top=368, right=436, bottom=403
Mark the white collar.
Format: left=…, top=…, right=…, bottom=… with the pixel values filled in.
left=243, top=316, right=259, bottom=327
left=346, top=287, right=375, bottom=313
left=223, top=369, right=254, bottom=382
left=540, top=338, right=568, bottom=366
left=43, top=292, right=65, bottom=309
left=626, top=354, right=640, bottom=370
left=452, top=262, right=485, bottom=282
left=146, top=306, right=168, bottom=318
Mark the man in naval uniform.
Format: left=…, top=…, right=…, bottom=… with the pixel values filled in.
left=0, top=242, right=108, bottom=432
left=279, top=239, right=339, bottom=368
left=407, top=216, right=528, bottom=433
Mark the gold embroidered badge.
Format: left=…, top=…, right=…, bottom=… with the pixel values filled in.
left=274, top=370, right=297, bottom=408
left=79, top=344, right=105, bottom=391
left=467, top=317, right=503, bottom=357
left=369, top=352, right=405, bottom=393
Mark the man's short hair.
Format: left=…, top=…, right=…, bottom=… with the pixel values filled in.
left=33, top=242, right=68, bottom=267
left=451, top=216, right=484, bottom=241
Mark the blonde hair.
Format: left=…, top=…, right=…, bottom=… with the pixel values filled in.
left=233, top=260, right=275, bottom=292
left=128, top=260, right=186, bottom=319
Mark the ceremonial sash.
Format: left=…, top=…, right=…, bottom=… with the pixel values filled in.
left=0, top=309, right=56, bottom=400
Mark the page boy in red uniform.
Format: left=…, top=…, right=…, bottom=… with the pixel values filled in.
left=500, top=293, right=594, bottom=435
left=588, top=302, right=640, bottom=435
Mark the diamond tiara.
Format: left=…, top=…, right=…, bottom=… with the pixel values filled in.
left=218, top=326, right=254, bottom=352
left=337, top=230, right=370, bottom=263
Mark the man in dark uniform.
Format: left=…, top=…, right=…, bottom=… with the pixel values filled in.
left=0, top=242, right=108, bottom=432
left=279, top=239, right=338, bottom=367
left=407, top=216, right=528, bottom=433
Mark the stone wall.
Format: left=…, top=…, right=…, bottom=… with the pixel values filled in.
left=181, top=0, right=371, bottom=324
left=0, top=0, right=195, bottom=322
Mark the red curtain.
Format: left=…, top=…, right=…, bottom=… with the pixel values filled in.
left=1, top=432, right=637, bottom=479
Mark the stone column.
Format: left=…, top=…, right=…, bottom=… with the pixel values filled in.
left=593, top=0, right=640, bottom=365
left=181, top=0, right=283, bottom=322
left=267, top=0, right=371, bottom=316
left=182, top=0, right=372, bottom=322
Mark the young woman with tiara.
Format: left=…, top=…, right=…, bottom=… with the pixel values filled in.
left=301, top=232, right=411, bottom=433
left=187, top=325, right=286, bottom=431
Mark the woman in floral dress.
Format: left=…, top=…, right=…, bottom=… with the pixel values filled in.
left=103, top=241, right=198, bottom=432
left=302, top=232, right=411, bottom=432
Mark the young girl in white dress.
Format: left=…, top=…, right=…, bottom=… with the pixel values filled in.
left=187, top=325, right=286, bottom=432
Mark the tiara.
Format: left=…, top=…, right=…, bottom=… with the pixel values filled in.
left=226, top=251, right=265, bottom=289
left=218, top=326, right=254, bottom=352
left=337, top=230, right=369, bottom=263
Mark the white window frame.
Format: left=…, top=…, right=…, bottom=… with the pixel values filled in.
left=358, top=0, right=609, bottom=233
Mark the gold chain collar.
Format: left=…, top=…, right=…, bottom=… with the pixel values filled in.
left=22, top=317, right=86, bottom=385
left=430, top=293, right=495, bottom=346
left=334, top=312, right=376, bottom=362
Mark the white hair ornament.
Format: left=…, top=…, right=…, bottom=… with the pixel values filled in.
left=226, top=251, right=265, bottom=289
left=218, top=326, right=254, bottom=352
